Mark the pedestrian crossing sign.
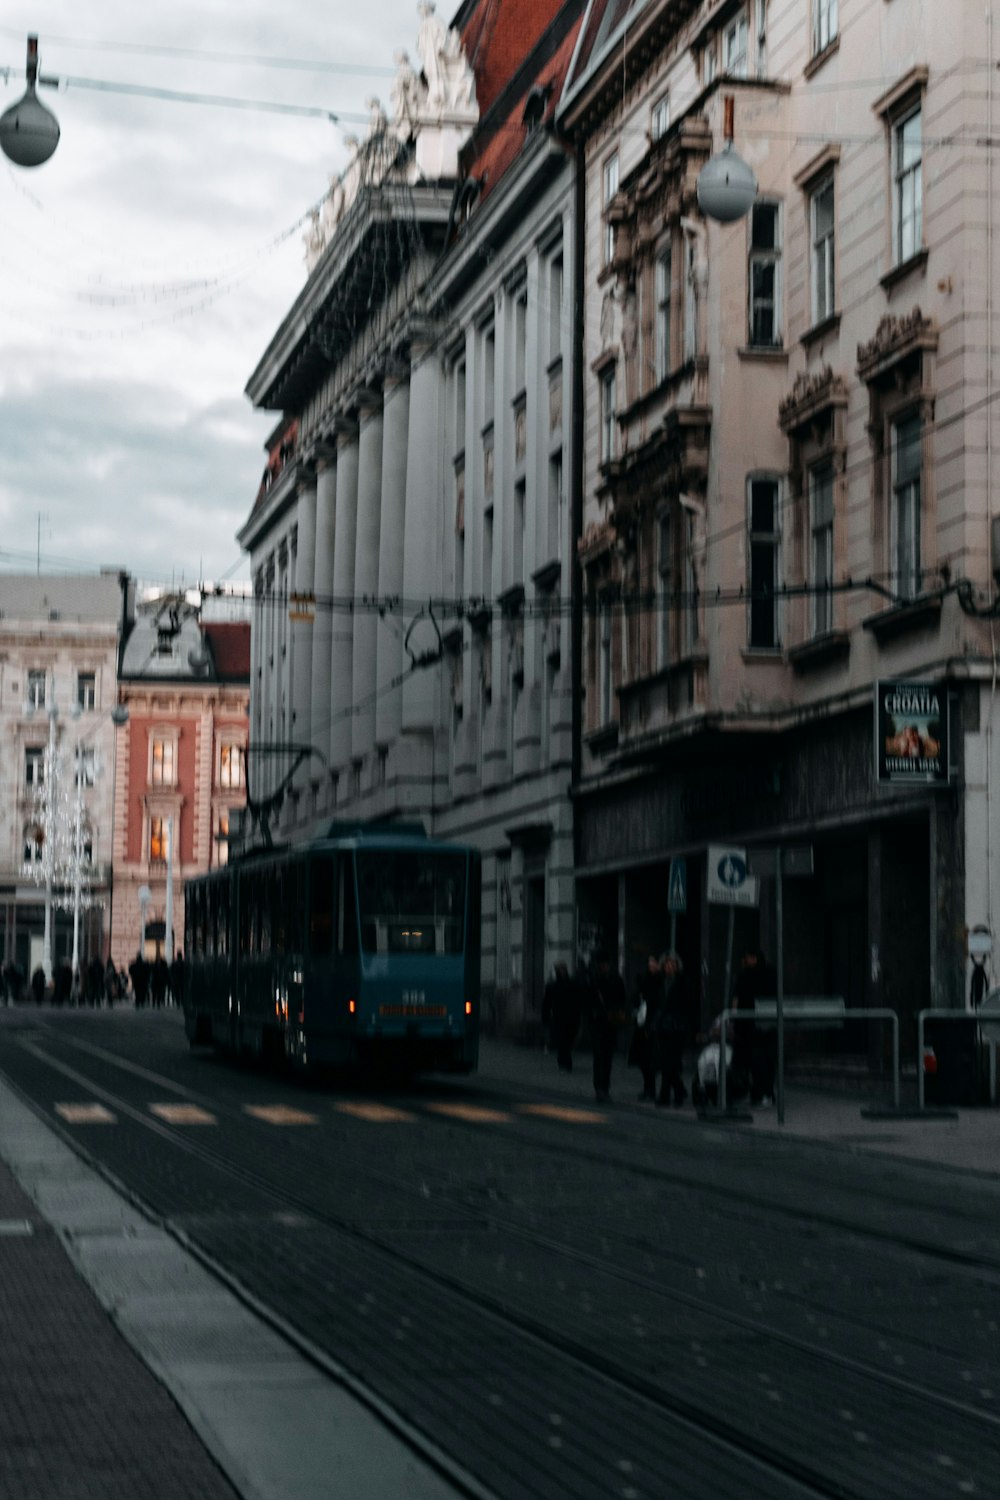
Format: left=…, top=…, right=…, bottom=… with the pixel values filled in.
left=668, top=857, right=687, bottom=914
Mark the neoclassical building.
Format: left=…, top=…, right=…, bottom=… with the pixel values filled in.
left=560, top=0, right=1000, bottom=1039
left=0, top=572, right=130, bottom=982
left=239, top=0, right=584, bottom=1028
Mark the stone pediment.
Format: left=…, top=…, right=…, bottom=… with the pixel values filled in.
left=856, top=306, right=938, bottom=385
left=778, top=365, right=848, bottom=436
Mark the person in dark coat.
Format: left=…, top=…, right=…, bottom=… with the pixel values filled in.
left=732, top=948, right=776, bottom=1105
left=169, top=950, right=186, bottom=1010
left=151, top=956, right=169, bottom=1009
left=630, top=954, right=663, bottom=1101
left=542, top=962, right=581, bottom=1072
left=129, top=953, right=149, bottom=1009
left=655, top=951, right=688, bottom=1107
left=589, top=951, right=628, bottom=1103
left=31, top=966, right=46, bottom=1005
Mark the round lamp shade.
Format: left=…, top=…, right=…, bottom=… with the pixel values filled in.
left=696, top=145, right=757, bottom=223
left=0, top=85, right=60, bottom=167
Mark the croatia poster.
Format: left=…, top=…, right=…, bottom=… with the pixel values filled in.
left=876, top=680, right=948, bottom=785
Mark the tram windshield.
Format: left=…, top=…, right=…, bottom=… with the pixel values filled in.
left=356, top=849, right=467, bottom=956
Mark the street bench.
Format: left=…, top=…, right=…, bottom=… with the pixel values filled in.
left=754, top=997, right=846, bottom=1027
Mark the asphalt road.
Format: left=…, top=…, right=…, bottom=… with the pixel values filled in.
left=2, top=1006, right=999, bottom=1500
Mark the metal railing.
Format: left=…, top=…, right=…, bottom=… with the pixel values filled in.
left=717, top=1004, right=899, bottom=1117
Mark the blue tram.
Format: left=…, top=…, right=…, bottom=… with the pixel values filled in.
left=183, top=822, right=481, bottom=1073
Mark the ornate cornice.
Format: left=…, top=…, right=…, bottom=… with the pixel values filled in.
left=778, top=365, right=849, bottom=435
left=856, top=306, right=938, bottom=384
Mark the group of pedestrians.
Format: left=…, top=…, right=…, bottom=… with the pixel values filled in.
left=1, top=951, right=185, bottom=1011
left=541, top=942, right=776, bottom=1108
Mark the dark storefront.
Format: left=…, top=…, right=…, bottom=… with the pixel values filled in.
left=574, top=699, right=965, bottom=1060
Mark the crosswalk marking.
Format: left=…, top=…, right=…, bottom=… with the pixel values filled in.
left=243, top=1104, right=319, bottom=1126
left=515, top=1104, right=607, bottom=1125
left=150, top=1103, right=216, bottom=1125
left=335, top=1102, right=416, bottom=1123
left=425, top=1102, right=512, bottom=1124
left=55, top=1103, right=116, bottom=1124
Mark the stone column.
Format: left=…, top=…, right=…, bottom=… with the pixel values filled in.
left=291, top=473, right=317, bottom=776
left=376, top=367, right=410, bottom=750
left=401, top=340, right=441, bottom=738
left=352, top=393, right=384, bottom=767
left=311, top=450, right=337, bottom=786
left=330, top=420, right=360, bottom=776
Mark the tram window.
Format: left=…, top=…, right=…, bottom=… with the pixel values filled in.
left=338, top=854, right=358, bottom=955
left=310, top=857, right=335, bottom=954
left=356, top=850, right=466, bottom=955
left=260, top=871, right=273, bottom=952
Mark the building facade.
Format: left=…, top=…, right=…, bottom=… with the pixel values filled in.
left=111, top=596, right=249, bottom=968
left=240, top=0, right=584, bottom=1030
left=560, top=0, right=1000, bottom=1042
left=0, top=571, right=131, bottom=984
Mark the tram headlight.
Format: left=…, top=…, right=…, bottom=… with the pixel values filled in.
left=465, top=1000, right=473, bottom=1016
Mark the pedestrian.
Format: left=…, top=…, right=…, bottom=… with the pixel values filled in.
left=629, top=954, right=663, bottom=1101
left=731, top=947, right=776, bottom=1105
left=87, top=955, right=104, bottom=1007
left=105, top=957, right=118, bottom=1005
left=589, top=950, right=628, bottom=1103
left=169, top=949, right=186, bottom=1010
left=129, top=952, right=149, bottom=1009
left=31, top=965, right=46, bottom=1005
left=542, top=962, right=581, bottom=1072
left=655, top=951, right=688, bottom=1107
left=152, top=955, right=169, bottom=1009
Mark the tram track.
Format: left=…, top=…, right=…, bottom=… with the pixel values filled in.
left=2, top=1025, right=999, bottom=1498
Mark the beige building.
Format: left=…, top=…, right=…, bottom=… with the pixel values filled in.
left=560, top=0, right=1000, bottom=1038
left=0, top=572, right=131, bottom=985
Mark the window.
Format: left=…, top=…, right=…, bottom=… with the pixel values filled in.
left=810, top=177, right=836, bottom=324
left=598, top=597, right=613, bottom=723
left=704, top=43, right=717, bottom=85
left=549, top=255, right=563, bottom=361
left=657, top=513, right=672, bottom=669
left=23, top=825, right=44, bottom=865
left=724, top=13, right=749, bottom=77
left=893, top=106, right=922, bottom=264
left=455, top=361, right=466, bottom=452
left=74, top=747, right=96, bottom=787
left=600, top=367, right=617, bottom=463
left=809, top=464, right=834, bottom=636
left=748, top=201, right=781, bottom=347
left=216, top=809, right=230, bottom=868
left=602, top=153, right=619, bottom=264
left=655, top=247, right=672, bottom=384
left=219, top=741, right=244, bottom=789
left=26, top=670, right=46, bottom=709
left=150, top=738, right=175, bottom=786
left=651, top=94, right=670, bottom=141
left=813, top=0, right=837, bottom=54
left=548, top=453, right=563, bottom=561
left=682, top=512, right=698, bottom=656
left=25, top=747, right=44, bottom=788
left=150, top=816, right=167, bottom=863
left=891, top=413, right=922, bottom=598
left=514, top=289, right=527, bottom=393
left=76, top=672, right=96, bottom=711
left=748, top=478, right=781, bottom=649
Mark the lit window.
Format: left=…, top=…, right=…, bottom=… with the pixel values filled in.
left=219, top=742, right=244, bottom=789
left=813, top=0, right=838, bottom=55
left=748, top=200, right=781, bottom=348
left=600, top=367, right=617, bottom=463
left=810, top=463, right=834, bottom=637
left=602, top=153, right=619, bottom=264
left=216, top=810, right=230, bottom=868
left=150, top=738, right=175, bottom=786
left=810, top=177, right=836, bottom=324
left=76, top=672, right=96, bottom=711
left=893, top=106, right=922, bottom=265
left=892, top=413, right=922, bottom=599
left=748, top=477, right=781, bottom=650
left=150, top=816, right=167, bottom=863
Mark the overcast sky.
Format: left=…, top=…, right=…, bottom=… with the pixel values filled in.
left=0, top=1, right=423, bottom=589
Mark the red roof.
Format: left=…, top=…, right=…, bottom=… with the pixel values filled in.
left=460, top=0, right=567, bottom=119
left=202, top=622, right=251, bottom=681
left=464, top=24, right=580, bottom=199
